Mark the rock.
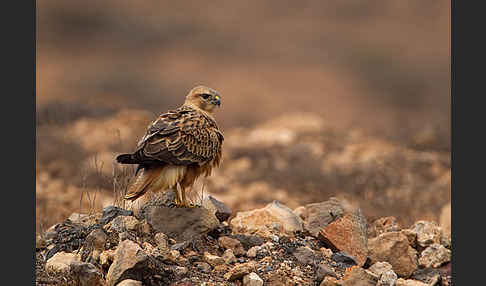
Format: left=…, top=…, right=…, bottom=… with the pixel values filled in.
left=106, top=239, right=150, bottom=286
left=45, top=251, right=80, bottom=272
left=230, top=201, right=303, bottom=237
left=368, top=231, right=418, bottom=278
left=320, top=276, right=339, bottom=286
left=194, top=262, right=212, bottom=273
left=396, top=278, right=428, bottom=286
left=67, top=213, right=99, bottom=227
left=400, top=229, right=418, bottom=248
left=409, top=221, right=443, bottom=248
left=246, top=246, right=261, bottom=258
left=232, top=234, right=265, bottom=250
left=369, top=217, right=401, bottom=238
left=316, top=263, right=337, bottom=281
left=340, top=266, right=379, bottom=286
left=331, top=252, right=357, bottom=267
left=318, top=211, right=368, bottom=266
left=418, top=244, right=451, bottom=268
left=293, top=206, right=307, bottom=220
left=70, top=261, right=104, bottom=286
left=378, top=270, right=398, bottom=286
left=222, top=249, right=237, bottom=264
left=410, top=268, right=443, bottom=285
left=116, top=280, right=143, bottom=286
left=106, top=216, right=141, bottom=233
left=100, top=206, right=133, bottom=225
left=368, top=261, right=393, bottom=277
left=303, top=198, right=345, bottom=237
left=201, top=195, right=232, bottom=222
left=143, top=205, right=219, bottom=242
left=172, top=266, right=188, bottom=276
left=320, top=247, right=333, bottom=259
left=203, top=252, right=225, bottom=267
left=218, top=236, right=246, bottom=256
left=154, top=232, right=169, bottom=250
left=85, top=228, right=107, bottom=251
left=243, top=272, right=264, bottom=286
left=100, top=249, right=115, bottom=268
left=293, top=246, right=316, bottom=265
left=224, top=262, right=255, bottom=281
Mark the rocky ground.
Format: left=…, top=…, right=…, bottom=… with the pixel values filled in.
left=35, top=193, right=452, bottom=286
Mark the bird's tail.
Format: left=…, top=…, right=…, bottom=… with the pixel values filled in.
left=116, top=153, right=138, bottom=164
left=124, top=167, right=160, bottom=201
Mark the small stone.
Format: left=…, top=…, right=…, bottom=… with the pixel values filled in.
left=320, top=276, right=339, bottom=286
left=341, top=266, right=379, bottom=286
left=222, top=249, right=237, bottom=264
left=194, top=262, right=211, bottom=273
left=154, top=233, right=169, bottom=251
left=293, top=246, right=316, bottom=265
left=45, top=251, right=80, bottom=273
left=70, top=261, right=104, bottom=286
left=218, top=236, right=245, bottom=256
left=243, top=272, right=264, bottom=286
left=106, top=239, right=149, bottom=286
left=230, top=201, right=303, bottom=237
left=201, top=195, right=232, bottom=222
left=409, top=221, right=443, bottom=248
left=269, top=234, right=279, bottom=243
left=85, top=228, right=107, bottom=251
left=173, top=266, right=188, bottom=276
left=100, top=206, right=133, bottom=225
left=320, top=247, right=333, bottom=259
left=303, top=198, right=345, bottom=237
left=400, top=229, right=417, bottom=248
left=368, top=261, right=393, bottom=277
left=246, top=246, right=261, bottom=258
left=418, top=244, right=451, bottom=268
left=378, top=270, right=398, bottom=286
left=203, top=252, right=225, bottom=267
left=318, top=211, right=368, bottom=266
left=316, top=263, right=337, bottom=282
left=368, top=231, right=418, bottom=278
left=108, top=216, right=141, bottom=233
left=369, top=217, right=401, bottom=238
left=396, top=278, right=428, bottom=286
left=116, top=279, right=142, bottom=286
left=224, top=262, right=255, bottom=281
left=100, top=249, right=115, bottom=268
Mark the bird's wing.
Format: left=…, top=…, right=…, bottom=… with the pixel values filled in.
left=134, top=106, right=224, bottom=166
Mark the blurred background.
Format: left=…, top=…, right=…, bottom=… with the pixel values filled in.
left=36, top=1, right=450, bottom=234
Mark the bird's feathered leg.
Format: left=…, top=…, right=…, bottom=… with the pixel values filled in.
left=174, top=183, right=184, bottom=207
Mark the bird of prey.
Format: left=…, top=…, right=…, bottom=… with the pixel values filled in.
left=116, top=85, right=224, bottom=208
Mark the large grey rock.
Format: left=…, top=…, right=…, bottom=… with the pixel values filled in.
left=106, top=239, right=149, bottom=286
left=143, top=205, right=219, bottom=242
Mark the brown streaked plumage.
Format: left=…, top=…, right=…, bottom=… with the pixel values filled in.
left=116, top=85, right=224, bottom=208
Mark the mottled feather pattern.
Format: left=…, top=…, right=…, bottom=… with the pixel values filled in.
left=134, top=105, right=223, bottom=167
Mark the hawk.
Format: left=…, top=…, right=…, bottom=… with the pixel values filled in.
left=116, top=85, right=224, bottom=208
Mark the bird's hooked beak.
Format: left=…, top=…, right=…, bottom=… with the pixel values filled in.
left=213, top=95, right=221, bottom=107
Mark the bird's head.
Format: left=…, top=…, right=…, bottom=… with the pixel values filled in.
left=184, top=85, right=221, bottom=113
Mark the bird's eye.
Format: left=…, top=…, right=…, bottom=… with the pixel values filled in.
left=201, top=94, right=211, bottom=99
